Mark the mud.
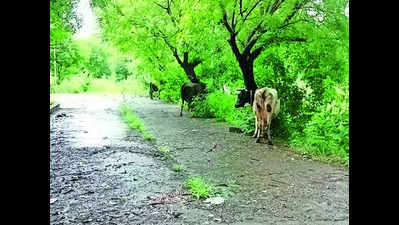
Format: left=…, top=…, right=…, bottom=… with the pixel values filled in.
left=50, top=94, right=349, bottom=225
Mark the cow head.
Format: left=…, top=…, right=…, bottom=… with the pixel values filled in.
left=199, top=82, right=207, bottom=94
left=235, top=89, right=251, bottom=108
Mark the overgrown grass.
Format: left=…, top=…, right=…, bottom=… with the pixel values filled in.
left=120, top=104, right=153, bottom=140
left=184, top=176, right=213, bottom=199
left=50, top=74, right=147, bottom=95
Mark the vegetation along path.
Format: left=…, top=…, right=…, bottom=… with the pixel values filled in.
left=50, top=94, right=348, bottom=225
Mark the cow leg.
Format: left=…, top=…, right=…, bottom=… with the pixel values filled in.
left=150, top=90, right=153, bottom=99
left=180, top=99, right=184, bottom=116
left=252, top=114, right=258, bottom=138
left=266, top=124, right=273, bottom=145
left=255, top=119, right=262, bottom=143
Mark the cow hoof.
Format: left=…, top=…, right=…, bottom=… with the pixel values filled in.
left=255, top=138, right=260, bottom=143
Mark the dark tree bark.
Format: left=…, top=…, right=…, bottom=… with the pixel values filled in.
left=221, top=0, right=307, bottom=91
left=157, top=33, right=201, bottom=83
left=153, top=0, right=202, bottom=83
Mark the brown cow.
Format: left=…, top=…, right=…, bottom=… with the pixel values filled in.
left=251, top=87, right=280, bottom=145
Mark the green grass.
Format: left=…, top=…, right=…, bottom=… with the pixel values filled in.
left=50, top=99, right=55, bottom=105
left=158, top=146, right=170, bottom=159
left=172, top=164, right=183, bottom=172
left=120, top=104, right=153, bottom=140
left=184, top=176, right=213, bottom=199
left=50, top=74, right=147, bottom=95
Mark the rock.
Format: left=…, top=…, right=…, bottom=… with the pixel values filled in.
left=50, top=198, right=57, bottom=204
left=204, top=196, right=224, bottom=205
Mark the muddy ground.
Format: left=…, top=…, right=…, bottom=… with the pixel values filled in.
left=50, top=94, right=349, bottom=225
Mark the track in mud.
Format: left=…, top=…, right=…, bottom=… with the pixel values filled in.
left=50, top=94, right=349, bottom=225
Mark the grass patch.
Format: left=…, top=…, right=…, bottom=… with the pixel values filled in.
left=120, top=104, right=153, bottom=140
left=184, top=176, right=213, bottom=199
left=158, top=146, right=170, bottom=159
left=172, top=164, right=183, bottom=172
left=50, top=99, right=55, bottom=105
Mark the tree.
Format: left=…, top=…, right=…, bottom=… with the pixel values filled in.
left=218, top=0, right=348, bottom=91
left=86, top=46, right=111, bottom=78
left=115, top=60, right=131, bottom=81
left=94, top=0, right=218, bottom=84
left=50, top=0, right=83, bottom=84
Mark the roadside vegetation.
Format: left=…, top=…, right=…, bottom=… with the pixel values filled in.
left=172, top=164, right=183, bottom=172
left=51, top=0, right=349, bottom=166
left=158, top=146, right=170, bottom=159
left=184, top=176, right=213, bottom=199
left=120, top=104, right=153, bottom=140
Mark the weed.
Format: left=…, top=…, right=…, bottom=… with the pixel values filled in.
left=172, top=164, right=183, bottom=172
left=184, top=176, right=212, bottom=199
left=158, top=146, right=169, bottom=159
left=120, top=104, right=152, bottom=140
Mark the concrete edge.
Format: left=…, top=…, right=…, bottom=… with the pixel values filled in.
left=50, top=103, right=60, bottom=114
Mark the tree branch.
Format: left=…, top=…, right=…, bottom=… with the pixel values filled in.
left=153, top=1, right=168, bottom=12
left=250, top=46, right=264, bottom=61
left=241, top=0, right=262, bottom=25
left=283, top=0, right=304, bottom=24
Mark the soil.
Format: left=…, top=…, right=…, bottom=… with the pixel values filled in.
left=50, top=94, right=349, bottom=225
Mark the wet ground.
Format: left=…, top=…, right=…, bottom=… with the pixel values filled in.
left=50, top=94, right=349, bottom=225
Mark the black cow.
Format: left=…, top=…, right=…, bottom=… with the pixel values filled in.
left=235, top=89, right=256, bottom=108
left=180, top=82, right=207, bottom=116
left=149, top=82, right=160, bottom=99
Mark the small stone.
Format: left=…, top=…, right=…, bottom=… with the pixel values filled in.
left=204, top=196, right=224, bottom=205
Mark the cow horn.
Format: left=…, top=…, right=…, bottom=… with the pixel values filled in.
left=234, top=88, right=245, bottom=94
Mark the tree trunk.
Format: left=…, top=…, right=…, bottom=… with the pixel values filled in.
left=238, top=56, right=258, bottom=90
left=181, top=63, right=200, bottom=83
left=53, top=46, right=57, bottom=85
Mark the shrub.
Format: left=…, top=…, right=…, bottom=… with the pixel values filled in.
left=291, top=83, right=349, bottom=164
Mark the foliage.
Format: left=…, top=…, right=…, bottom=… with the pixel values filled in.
left=115, top=60, right=131, bottom=81
left=86, top=45, right=112, bottom=78
left=50, top=0, right=84, bottom=84
left=291, top=81, right=349, bottom=165
left=184, top=176, right=213, bottom=199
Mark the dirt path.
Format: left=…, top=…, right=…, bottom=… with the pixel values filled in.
left=50, top=94, right=349, bottom=225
